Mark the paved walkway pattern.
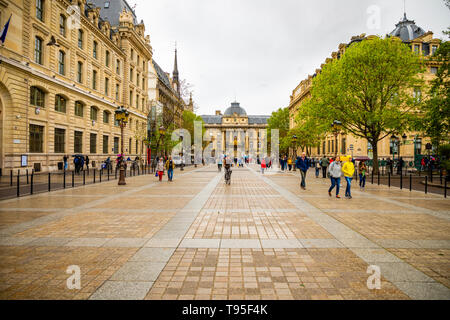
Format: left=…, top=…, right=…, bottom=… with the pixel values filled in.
left=0, top=164, right=449, bottom=300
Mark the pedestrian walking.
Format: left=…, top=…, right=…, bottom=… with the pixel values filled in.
left=328, top=156, right=342, bottom=198
left=80, top=156, right=85, bottom=173
left=320, top=156, right=329, bottom=178
left=63, top=155, right=68, bottom=171
left=73, top=156, right=79, bottom=174
left=85, top=155, right=90, bottom=172
left=315, top=158, right=321, bottom=178
left=287, top=157, right=292, bottom=171
left=358, top=160, right=367, bottom=190
left=296, top=152, right=310, bottom=190
left=342, top=155, right=355, bottom=199
left=156, top=157, right=165, bottom=182
left=165, top=156, right=175, bottom=181
left=261, top=158, right=266, bottom=174
left=218, top=155, right=223, bottom=172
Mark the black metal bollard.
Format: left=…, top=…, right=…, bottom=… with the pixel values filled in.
left=72, top=171, right=75, bottom=188
left=409, top=174, right=412, bottom=192
left=48, top=172, right=51, bottom=192
left=100, top=169, right=102, bottom=183
left=115, top=167, right=117, bottom=179
left=371, top=169, right=374, bottom=184
left=63, top=169, right=66, bottom=189
left=445, top=179, right=447, bottom=198
left=10, top=170, right=13, bottom=186
left=93, top=169, right=96, bottom=184
left=440, top=169, right=442, bottom=185
left=108, top=168, right=110, bottom=181
left=26, top=169, right=29, bottom=185
left=17, top=174, right=20, bottom=197
left=400, top=171, right=403, bottom=190
left=388, top=172, right=391, bottom=188
left=425, top=176, right=428, bottom=194
left=83, top=170, right=86, bottom=185
left=377, top=170, right=380, bottom=185
left=30, top=171, right=34, bottom=195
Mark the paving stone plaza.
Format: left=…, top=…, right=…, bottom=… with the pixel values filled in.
left=0, top=164, right=449, bottom=300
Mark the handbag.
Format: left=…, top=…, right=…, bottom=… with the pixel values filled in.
left=155, top=172, right=158, bottom=177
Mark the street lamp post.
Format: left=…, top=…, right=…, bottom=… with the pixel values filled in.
left=158, top=125, right=166, bottom=159
left=292, top=135, right=298, bottom=171
left=331, top=120, right=342, bottom=158
left=114, top=106, right=130, bottom=185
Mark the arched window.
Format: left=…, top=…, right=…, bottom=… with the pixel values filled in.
left=30, top=86, right=45, bottom=108
left=59, top=14, right=66, bottom=37
left=75, top=101, right=84, bottom=117
left=55, top=94, right=67, bottom=113
left=58, top=50, right=65, bottom=75
left=103, top=110, right=110, bottom=124
left=34, top=37, right=43, bottom=64
left=90, top=106, right=98, bottom=121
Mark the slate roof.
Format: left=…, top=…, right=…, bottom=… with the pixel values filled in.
left=152, top=60, right=178, bottom=96
left=224, top=102, right=247, bottom=116
left=91, top=0, right=137, bottom=27
left=389, top=13, right=426, bottom=42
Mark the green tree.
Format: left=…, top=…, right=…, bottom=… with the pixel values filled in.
left=414, top=41, right=450, bottom=149
left=305, top=37, right=424, bottom=173
left=267, top=107, right=290, bottom=154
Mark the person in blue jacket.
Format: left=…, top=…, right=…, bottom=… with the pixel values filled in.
left=296, top=152, right=311, bottom=190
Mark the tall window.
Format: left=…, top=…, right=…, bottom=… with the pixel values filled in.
left=90, top=106, right=98, bottom=121
left=130, top=68, right=133, bottom=82
left=414, top=87, right=422, bottom=102
left=75, top=101, right=84, bottom=117
left=115, top=84, right=120, bottom=101
left=34, top=37, right=43, bottom=64
left=105, top=51, right=110, bottom=67
left=136, top=94, right=139, bottom=109
left=103, top=110, right=110, bottom=124
left=142, top=98, right=145, bottom=111
left=78, top=29, right=83, bottom=49
left=93, top=41, right=98, bottom=59
left=432, top=45, right=438, bottom=55
left=54, top=128, right=65, bottom=153
left=341, top=138, right=346, bottom=154
left=414, top=44, right=420, bottom=54
left=103, top=135, right=109, bottom=154
left=137, top=55, right=140, bottom=65
left=104, top=77, right=109, bottom=96
left=77, top=61, right=83, bottom=83
left=114, top=137, right=119, bottom=154
left=58, top=50, right=65, bottom=75
left=322, top=141, right=326, bottom=155
left=74, top=131, right=83, bottom=153
left=131, top=48, right=134, bottom=60
left=29, top=124, right=44, bottom=153
left=129, top=138, right=132, bottom=153
left=55, top=95, right=66, bottom=113
left=327, top=140, right=330, bottom=153
left=116, top=59, right=120, bottom=74
left=36, top=0, right=44, bottom=21
left=90, top=133, right=97, bottom=154
left=137, top=73, right=140, bottom=87
left=30, top=86, right=45, bottom=108
left=142, top=76, right=145, bottom=90
left=92, top=70, right=97, bottom=90
left=129, top=90, right=133, bottom=106
left=59, top=15, right=66, bottom=37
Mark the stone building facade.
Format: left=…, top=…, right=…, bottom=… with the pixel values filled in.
left=288, top=14, right=442, bottom=163
left=0, top=0, right=152, bottom=174
left=201, top=102, right=269, bottom=160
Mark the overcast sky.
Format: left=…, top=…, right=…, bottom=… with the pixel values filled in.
left=134, top=0, right=449, bottom=116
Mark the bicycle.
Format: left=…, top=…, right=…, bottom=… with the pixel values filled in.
left=224, top=165, right=232, bottom=185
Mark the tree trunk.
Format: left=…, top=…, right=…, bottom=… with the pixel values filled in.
left=372, top=140, right=379, bottom=175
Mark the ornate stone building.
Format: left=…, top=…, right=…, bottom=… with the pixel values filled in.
left=0, top=0, right=152, bottom=174
left=288, top=14, right=442, bottom=162
left=201, top=102, right=269, bottom=159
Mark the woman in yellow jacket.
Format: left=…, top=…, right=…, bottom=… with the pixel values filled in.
left=342, top=155, right=355, bottom=199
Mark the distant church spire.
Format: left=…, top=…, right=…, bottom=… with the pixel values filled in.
left=173, top=42, right=180, bottom=95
